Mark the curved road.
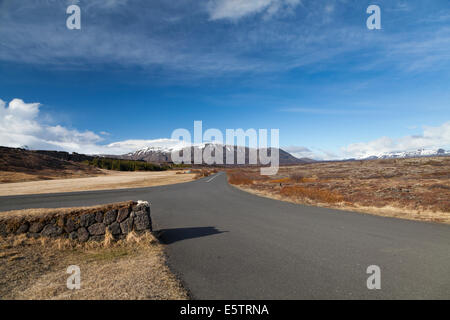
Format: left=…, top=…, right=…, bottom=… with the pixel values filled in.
left=1, top=173, right=449, bottom=299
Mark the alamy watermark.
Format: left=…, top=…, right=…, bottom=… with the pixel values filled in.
left=66, top=4, right=381, bottom=31
left=367, top=5, right=381, bottom=30
left=66, top=4, right=81, bottom=30
left=366, top=265, right=381, bottom=290
left=170, top=121, right=279, bottom=175
left=66, top=265, right=81, bottom=290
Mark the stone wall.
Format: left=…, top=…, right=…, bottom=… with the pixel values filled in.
left=0, top=201, right=152, bottom=241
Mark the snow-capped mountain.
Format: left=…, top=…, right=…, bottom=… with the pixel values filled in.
left=120, top=143, right=313, bottom=165
left=363, top=148, right=449, bottom=160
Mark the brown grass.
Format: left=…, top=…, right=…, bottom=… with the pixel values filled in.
left=0, top=231, right=188, bottom=300
left=280, top=185, right=344, bottom=204
left=191, top=168, right=218, bottom=179
left=227, top=172, right=255, bottom=185
left=0, top=170, right=195, bottom=196
left=227, top=156, right=450, bottom=224
left=0, top=169, right=104, bottom=183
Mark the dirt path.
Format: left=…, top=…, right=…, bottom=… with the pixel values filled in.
left=0, top=171, right=194, bottom=196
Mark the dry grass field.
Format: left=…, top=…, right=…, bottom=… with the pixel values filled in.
left=227, top=157, right=450, bottom=224
left=0, top=169, right=104, bottom=184
left=0, top=231, right=188, bottom=300
left=0, top=170, right=195, bottom=196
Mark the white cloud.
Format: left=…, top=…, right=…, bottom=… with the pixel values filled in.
left=2, top=98, right=449, bottom=160
left=0, top=98, right=191, bottom=155
left=342, top=121, right=450, bottom=159
left=0, top=98, right=103, bottom=153
left=208, top=0, right=301, bottom=20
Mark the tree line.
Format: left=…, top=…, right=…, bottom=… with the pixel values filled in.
left=84, top=158, right=170, bottom=171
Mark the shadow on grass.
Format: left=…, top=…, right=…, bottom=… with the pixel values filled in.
left=156, top=226, right=227, bottom=244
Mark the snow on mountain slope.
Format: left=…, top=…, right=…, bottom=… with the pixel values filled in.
left=363, top=148, right=449, bottom=160
left=122, top=142, right=310, bottom=165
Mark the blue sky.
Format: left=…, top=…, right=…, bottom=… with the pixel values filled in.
left=0, top=0, right=449, bottom=159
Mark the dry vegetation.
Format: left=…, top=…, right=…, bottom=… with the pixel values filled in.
left=227, top=157, right=450, bottom=223
left=0, top=231, right=188, bottom=300
left=191, top=168, right=218, bottom=179
left=0, top=167, right=103, bottom=184
left=0, top=171, right=196, bottom=196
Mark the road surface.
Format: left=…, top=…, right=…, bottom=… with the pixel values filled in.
left=0, top=172, right=449, bottom=299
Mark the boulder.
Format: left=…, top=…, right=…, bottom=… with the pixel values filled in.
left=16, top=222, right=29, bottom=234
left=41, top=224, right=63, bottom=237
left=103, top=210, right=117, bottom=225
left=29, top=221, right=45, bottom=233
left=77, top=227, right=89, bottom=242
left=134, top=210, right=152, bottom=231
left=64, top=218, right=77, bottom=233
left=117, top=207, right=130, bottom=223
left=120, top=217, right=134, bottom=234
left=88, top=223, right=106, bottom=236
left=108, top=222, right=121, bottom=235
left=80, top=213, right=96, bottom=227
left=68, top=231, right=78, bottom=240
left=95, top=211, right=104, bottom=223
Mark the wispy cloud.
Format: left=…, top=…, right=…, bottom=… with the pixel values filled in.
left=0, top=0, right=447, bottom=78
left=279, top=107, right=373, bottom=115
left=207, top=0, right=301, bottom=20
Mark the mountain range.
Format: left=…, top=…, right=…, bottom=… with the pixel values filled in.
left=361, top=148, right=449, bottom=160
left=117, top=143, right=315, bottom=165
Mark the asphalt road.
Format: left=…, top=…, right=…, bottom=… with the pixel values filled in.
left=1, top=172, right=449, bottom=299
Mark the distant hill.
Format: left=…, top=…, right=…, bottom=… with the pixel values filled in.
left=0, top=146, right=102, bottom=183
left=0, top=144, right=313, bottom=183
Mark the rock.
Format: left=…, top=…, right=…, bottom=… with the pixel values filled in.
left=103, top=210, right=117, bottom=225
left=16, top=222, right=29, bottom=234
left=0, top=223, right=7, bottom=237
left=95, top=211, right=104, bottom=223
left=6, top=224, right=18, bottom=234
left=56, top=217, right=65, bottom=228
left=64, top=218, right=77, bottom=233
left=117, top=207, right=130, bottom=223
left=133, top=201, right=149, bottom=212
left=41, top=224, right=63, bottom=237
left=89, top=235, right=104, bottom=242
left=80, top=213, right=96, bottom=227
left=88, top=223, right=106, bottom=236
left=69, top=231, right=78, bottom=240
left=120, top=217, right=134, bottom=234
left=77, top=227, right=89, bottom=242
left=108, top=222, right=121, bottom=235
left=134, top=210, right=152, bottom=231
left=29, top=222, right=45, bottom=233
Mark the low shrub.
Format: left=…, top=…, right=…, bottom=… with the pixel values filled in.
left=280, top=185, right=343, bottom=204
left=228, top=173, right=254, bottom=185
left=270, top=177, right=291, bottom=184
